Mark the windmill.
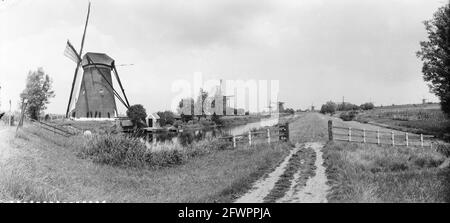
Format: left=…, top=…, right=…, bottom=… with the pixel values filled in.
left=64, top=2, right=130, bottom=119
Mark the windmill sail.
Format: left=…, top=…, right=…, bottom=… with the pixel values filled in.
left=67, top=68, right=84, bottom=114
left=64, top=40, right=81, bottom=64
left=65, top=2, right=91, bottom=118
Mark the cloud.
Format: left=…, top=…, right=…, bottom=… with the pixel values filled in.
left=0, top=0, right=444, bottom=113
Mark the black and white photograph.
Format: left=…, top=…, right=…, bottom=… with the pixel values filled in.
left=0, top=0, right=450, bottom=209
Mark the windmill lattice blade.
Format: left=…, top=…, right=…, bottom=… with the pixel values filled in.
left=79, top=2, right=91, bottom=56
left=64, top=40, right=81, bottom=63
left=66, top=2, right=91, bottom=118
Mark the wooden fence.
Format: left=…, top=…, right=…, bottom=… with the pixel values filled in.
left=29, top=119, right=75, bottom=137
left=328, top=120, right=434, bottom=148
left=219, top=123, right=289, bottom=148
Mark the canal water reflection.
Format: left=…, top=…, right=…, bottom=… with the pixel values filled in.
left=147, top=116, right=281, bottom=146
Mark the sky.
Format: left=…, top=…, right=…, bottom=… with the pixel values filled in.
left=0, top=0, right=445, bottom=114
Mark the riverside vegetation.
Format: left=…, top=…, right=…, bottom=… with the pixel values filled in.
left=0, top=123, right=290, bottom=202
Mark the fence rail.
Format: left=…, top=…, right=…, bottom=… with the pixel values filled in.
left=328, top=120, right=434, bottom=148
left=29, top=119, right=75, bottom=138
left=219, top=123, right=289, bottom=148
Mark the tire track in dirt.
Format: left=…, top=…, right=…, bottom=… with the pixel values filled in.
left=278, top=142, right=329, bottom=203
left=235, top=142, right=330, bottom=203
left=234, top=146, right=301, bottom=203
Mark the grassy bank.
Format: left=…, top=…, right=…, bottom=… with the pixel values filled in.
left=0, top=124, right=290, bottom=202
left=323, top=141, right=450, bottom=202
left=283, top=112, right=450, bottom=203
left=354, top=104, right=450, bottom=140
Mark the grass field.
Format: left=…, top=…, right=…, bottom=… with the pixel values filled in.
left=1, top=111, right=449, bottom=203
left=354, top=103, right=450, bottom=140
left=287, top=112, right=450, bottom=202
left=324, top=142, right=449, bottom=202
left=0, top=124, right=290, bottom=202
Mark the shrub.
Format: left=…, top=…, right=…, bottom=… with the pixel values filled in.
left=284, top=108, right=295, bottom=114
left=79, top=133, right=233, bottom=168
left=337, top=102, right=359, bottom=111
left=79, top=134, right=148, bottom=167
left=340, top=111, right=359, bottom=121
left=157, top=110, right=176, bottom=126
left=211, top=113, right=223, bottom=125
left=320, top=101, right=337, bottom=114
left=360, top=102, right=375, bottom=110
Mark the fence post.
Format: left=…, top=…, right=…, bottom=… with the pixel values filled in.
left=348, top=127, right=352, bottom=142
left=363, top=129, right=366, bottom=143
left=267, top=128, right=271, bottom=144
left=233, top=136, right=236, bottom=148
left=377, top=130, right=380, bottom=145
left=405, top=133, right=409, bottom=147
left=16, top=99, right=27, bottom=135
left=248, top=131, right=252, bottom=146
left=420, top=134, right=424, bottom=147
left=328, top=120, right=333, bottom=141
left=391, top=131, right=395, bottom=146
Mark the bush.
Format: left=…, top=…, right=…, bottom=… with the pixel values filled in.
left=157, top=110, right=175, bottom=126
left=360, top=102, right=375, bottom=110
left=340, top=111, right=359, bottom=121
left=320, top=101, right=337, bottom=114
left=79, top=134, right=233, bottom=168
left=211, top=113, right=223, bottom=125
left=337, top=102, right=359, bottom=111
left=79, top=134, right=148, bottom=167
left=284, top=108, right=295, bottom=114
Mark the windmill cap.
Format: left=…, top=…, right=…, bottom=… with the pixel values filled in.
left=82, top=52, right=115, bottom=68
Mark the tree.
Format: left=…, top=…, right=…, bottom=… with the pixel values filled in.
left=417, top=3, right=450, bottom=116
left=320, top=101, right=337, bottom=114
left=157, top=110, right=175, bottom=126
left=284, top=108, right=295, bottom=114
left=337, top=102, right=359, bottom=111
left=360, top=102, right=375, bottom=110
left=20, top=68, right=55, bottom=120
left=126, top=104, right=147, bottom=128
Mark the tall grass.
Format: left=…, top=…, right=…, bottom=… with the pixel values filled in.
left=355, top=106, right=450, bottom=139
left=323, top=142, right=449, bottom=202
left=1, top=124, right=291, bottom=202
left=0, top=160, right=64, bottom=202
left=78, top=133, right=230, bottom=168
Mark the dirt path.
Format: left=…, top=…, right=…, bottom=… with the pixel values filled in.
left=235, top=141, right=330, bottom=203
left=278, top=142, right=329, bottom=203
left=234, top=146, right=301, bottom=203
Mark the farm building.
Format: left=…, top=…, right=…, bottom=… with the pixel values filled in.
left=146, top=113, right=160, bottom=128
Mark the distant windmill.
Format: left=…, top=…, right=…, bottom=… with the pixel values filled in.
left=64, top=2, right=130, bottom=119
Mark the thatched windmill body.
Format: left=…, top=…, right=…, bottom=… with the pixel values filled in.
left=64, top=2, right=130, bottom=119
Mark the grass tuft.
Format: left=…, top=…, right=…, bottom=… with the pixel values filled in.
left=323, top=141, right=449, bottom=203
